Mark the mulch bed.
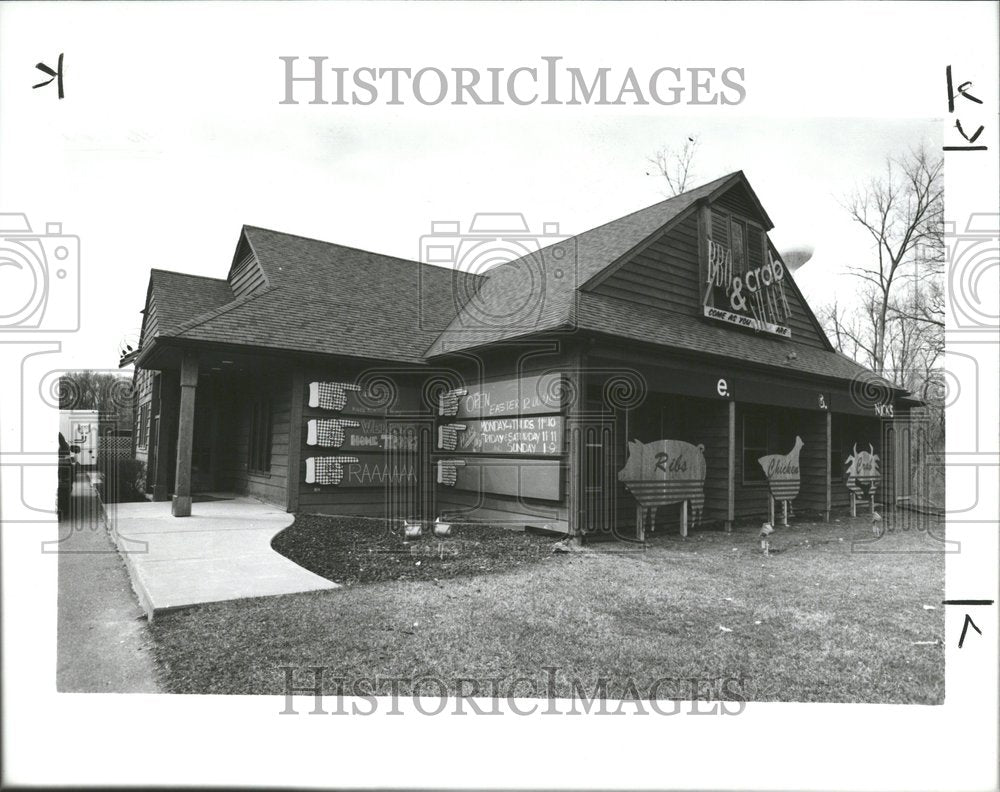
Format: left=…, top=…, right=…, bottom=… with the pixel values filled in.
left=271, top=514, right=556, bottom=585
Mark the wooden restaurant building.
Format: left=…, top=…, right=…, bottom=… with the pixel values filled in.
left=124, top=172, right=919, bottom=540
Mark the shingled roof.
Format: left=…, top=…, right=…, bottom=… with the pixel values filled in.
left=424, top=172, right=739, bottom=357
left=141, top=227, right=485, bottom=365
left=574, top=292, right=881, bottom=384
left=135, top=173, right=897, bottom=391
left=145, top=270, right=234, bottom=338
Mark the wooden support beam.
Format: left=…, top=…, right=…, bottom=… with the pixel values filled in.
left=567, top=351, right=585, bottom=542
left=152, top=371, right=178, bottom=502
left=171, top=351, right=198, bottom=517
left=782, top=499, right=788, bottom=527
left=825, top=410, right=832, bottom=522
left=680, top=500, right=688, bottom=538
left=285, top=370, right=304, bottom=513
left=207, top=379, right=222, bottom=492
left=726, top=400, right=735, bottom=532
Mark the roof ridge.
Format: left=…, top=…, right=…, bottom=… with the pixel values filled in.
left=150, top=268, right=229, bottom=284
left=243, top=224, right=488, bottom=281
left=481, top=171, right=742, bottom=277
left=568, top=170, right=741, bottom=240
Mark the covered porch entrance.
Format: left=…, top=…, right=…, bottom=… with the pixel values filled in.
left=141, top=345, right=293, bottom=516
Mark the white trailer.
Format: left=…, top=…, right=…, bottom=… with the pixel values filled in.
left=59, top=410, right=99, bottom=467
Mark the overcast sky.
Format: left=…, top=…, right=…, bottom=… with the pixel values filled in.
left=0, top=2, right=971, bottom=370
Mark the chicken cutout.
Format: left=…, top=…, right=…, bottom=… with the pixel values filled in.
left=757, top=436, right=803, bottom=502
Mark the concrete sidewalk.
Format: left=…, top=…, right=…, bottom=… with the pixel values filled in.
left=57, top=474, right=161, bottom=692
left=110, top=496, right=338, bottom=619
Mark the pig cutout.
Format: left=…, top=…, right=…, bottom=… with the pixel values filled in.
left=618, top=439, right=707, bottom=529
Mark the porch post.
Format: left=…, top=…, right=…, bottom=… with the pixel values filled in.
left=725, top=400, right=735, bottom=532
left=285, top=370, right=305, bottom=513
left=171, top=351, right=199, bottom=517
left=567, top=352, right=585, bottom=542
left=152, top=371, right=178, bottom=502
left=824, top=411, right=832, bottom=522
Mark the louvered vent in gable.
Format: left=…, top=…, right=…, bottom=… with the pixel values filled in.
left=228, top=238, right=267, bottom=298
left=714, top=181, right=759, bottom=221
left=747, top=225, right=763, bottom=269
left=711, top=209, right=729, bottom=245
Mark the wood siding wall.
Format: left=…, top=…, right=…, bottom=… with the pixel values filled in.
left=218, top=372, right=291, bottom=507
left=133, top=368, right=155, bottom=487
left=591, top=213, right=702, bottom=314
left=797, top=417, right=828, bottom=513
left=140, top=295, right=160, bottom=349
left=228, top=241, right=268, bottom=298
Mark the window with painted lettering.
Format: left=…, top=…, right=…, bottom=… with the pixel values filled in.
left=248, top=399, right=272, bottom=474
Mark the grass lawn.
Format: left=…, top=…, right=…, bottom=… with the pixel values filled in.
left=148, top=512, right=946, bottom=703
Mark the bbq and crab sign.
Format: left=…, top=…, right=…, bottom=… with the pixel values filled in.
left=703, top=241, right=792, bottom=338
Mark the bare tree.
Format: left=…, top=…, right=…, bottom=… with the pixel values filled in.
left=59, top=371, right=132, bottom=415
left=818, top=298, right=863, bottom=361
left=841, top=144, right=944, bottom=376
left=820, top=144, right=945, bottom=507
left=649, top=135, right=700, bottom=197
